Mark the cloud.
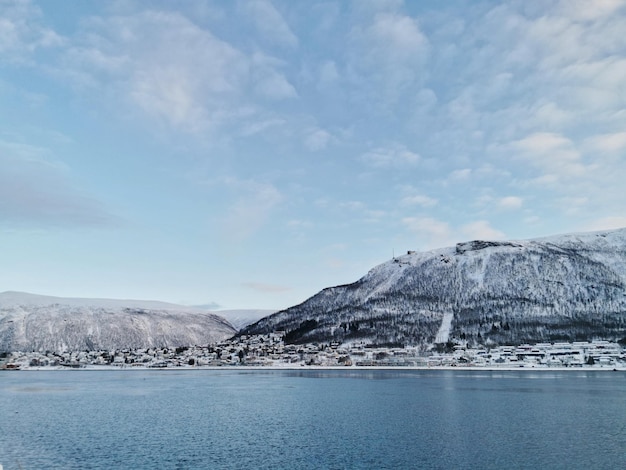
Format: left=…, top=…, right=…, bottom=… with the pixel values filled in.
left=402, top=217, right=453, bottom=249
left=251, top=52, right=298, bottom=100
left=554, top=0, right=625, bottom=22
left=304, top=128, right=332, bottom=151
left=349, top=9, right=430, bottom=102
left=461, top=220, right=505, bottom=240
left=55, top=9, right=297, bottom=134
left=367, top=12, right=428, bottom=57
left=221, top=179, right=283, bottom=241
left=498, top=196, right=523, bottom=211
left=240, top=117, right=286, bottom=136
left=0, top=0, right=64, bottom=62
left=61, top=11, right=251, bottom=133
left=584, top=132, right=626, bottom=154
left=339, top=201, right=366, bottom=211
left=403, top=216, right=506, bottom=249
left=583, top=216, right=626, bottom=231
left=0, top=140, right=118, bottom=228
left=242, top=281, right=291, bottom=293
left=448, top=168, right=472, bottom=181
left=359, top=145, right=420, bottom=168
left=318, top=60, right=339, bottom=85
left=239, top=0, right=298, bottom=48
left=556, top=196, right=589, bottom=216
left=401, top=195, right=438, bottom=208
left=510, top=132, right=587, bottom=179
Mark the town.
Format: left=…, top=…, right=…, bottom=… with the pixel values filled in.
left=2, top=335, right=626, bottom=370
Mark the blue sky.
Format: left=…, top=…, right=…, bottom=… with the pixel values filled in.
left=2, top=0, right=626, bottom=310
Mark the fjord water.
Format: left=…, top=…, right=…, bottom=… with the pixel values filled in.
left=1, top=370, right=624, bottom=469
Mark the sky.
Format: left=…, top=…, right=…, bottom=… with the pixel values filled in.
left=1, top=0, right=626, bottom=310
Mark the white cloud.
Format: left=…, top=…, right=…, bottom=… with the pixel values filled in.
left=511, top=132, right=587, bottom=178
left=557, top=196, right=589, bottom=216
left=240, top=118, right=286, bottom=137
left=61, top=11, right=251, bottom=133
left=339, top=201, right=366, bottom=211
left=498, top=196, right=523, bottom=211
left=304, top=128, right=332, bottom=151
left=53, top=9, right=299, bottom=134
left=461, top=221, right=505, bottom=240
left=242, top=281, right=291, bottom=293
left=349, top=10, right=430, bottom=101
left=448, top=168, right=472, bottom=181
left=251, top=52, right=298, bottom=100
left=0, top=140, right=117, bottom=227
left=287, top=219, right=313, bottom=229
left=0, top=0, right=64, bottom=62
left=239, top=0, right=298, bottom=48
left=221, top=179, right=283, bottom=241
left=319, top=60, right=339, bottom=85
left=555, top=0, right=625, bottom=21
left=583, top=216, right=626, bottom=231
left=584, top=132, right=626, bottom=154
left=359, top=145, right=420, bottom=168
left=402, top=217, right=452, bottom=249
left=367, top=12, right=428, bottom=58
left=401, top=195, right=438, bottom=208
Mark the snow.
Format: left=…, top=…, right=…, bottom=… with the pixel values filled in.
left=435, top=312, right=454, bottom=344
left=246, top=227, right=626, bottom=348
left=0, top=292, right=237, bottom=352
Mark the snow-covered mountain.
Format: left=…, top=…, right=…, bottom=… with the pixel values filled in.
left=213, top=309, right=276, bottom=331
left=243, top=228, right=626, bottom=349
left=0, top=292, right=236, bottom=352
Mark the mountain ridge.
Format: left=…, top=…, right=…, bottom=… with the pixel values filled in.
left=242, top=227, right=626, bottom=348
left=0, top=292, right=236, bottom=352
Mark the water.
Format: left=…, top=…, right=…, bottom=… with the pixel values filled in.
left=1, top=369, right=624, bottom=469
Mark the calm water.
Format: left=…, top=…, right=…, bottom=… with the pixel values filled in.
left=0, top=369, right=624, bottom=469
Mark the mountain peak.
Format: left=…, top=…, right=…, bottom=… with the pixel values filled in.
left=243, top=227, right=626, bottom=349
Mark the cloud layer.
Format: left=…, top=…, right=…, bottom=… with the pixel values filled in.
left=3, top=0, right=626, bottom=308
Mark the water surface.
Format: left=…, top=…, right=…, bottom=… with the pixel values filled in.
left=1, top=370, right=624, bottom=469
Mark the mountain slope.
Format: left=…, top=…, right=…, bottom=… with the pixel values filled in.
left=0, top=292, right=236, bottom=352
left=242, top=228, right=626, bottom=348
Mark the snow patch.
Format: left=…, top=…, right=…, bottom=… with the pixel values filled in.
left=435, top=312, right=454, bottom=343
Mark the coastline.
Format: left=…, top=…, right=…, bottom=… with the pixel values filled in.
left=6, top=364, right=626, bottom=372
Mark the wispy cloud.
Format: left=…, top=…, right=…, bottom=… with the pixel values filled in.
left=497, top=196, right=523, bottom=211
left=220, top=179, right=283, bottom=241
left=402, top=216, right=453, bottom=249
left=403, top=216, right=506, bottom=249
left=0, top=140, right=119, bottom=228
left=0, top=0, right=64, bottom=63
left=359, top=145, right=419, bottom=168
left=50, top=8, right=299, bottom=136
left=583, top=216, right=626, bottom=232
left=242, top=281, right=291, bottom=293
left=461, top=220, right=505, bottom=241
left=350, top=9, right=429, bottom=98
left=304, top=128, right=332, bottom=151
left=238, top=0, right=298, bottom=49
left=401, top=194, right=438, bottom=208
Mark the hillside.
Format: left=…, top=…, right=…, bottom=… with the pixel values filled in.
left=242, top=228, right=626, bottom=349
left=0, top=292, right=236, bottom=352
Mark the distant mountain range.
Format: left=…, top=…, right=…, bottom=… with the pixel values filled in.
left=242, top=228, right=626, bottom=349
left=213, top=309, right=276, bottom=331
left=0, top=292, right=236, bottom=352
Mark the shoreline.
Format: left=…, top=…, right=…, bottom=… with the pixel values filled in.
left=5, top=364, right=626, bottom=372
